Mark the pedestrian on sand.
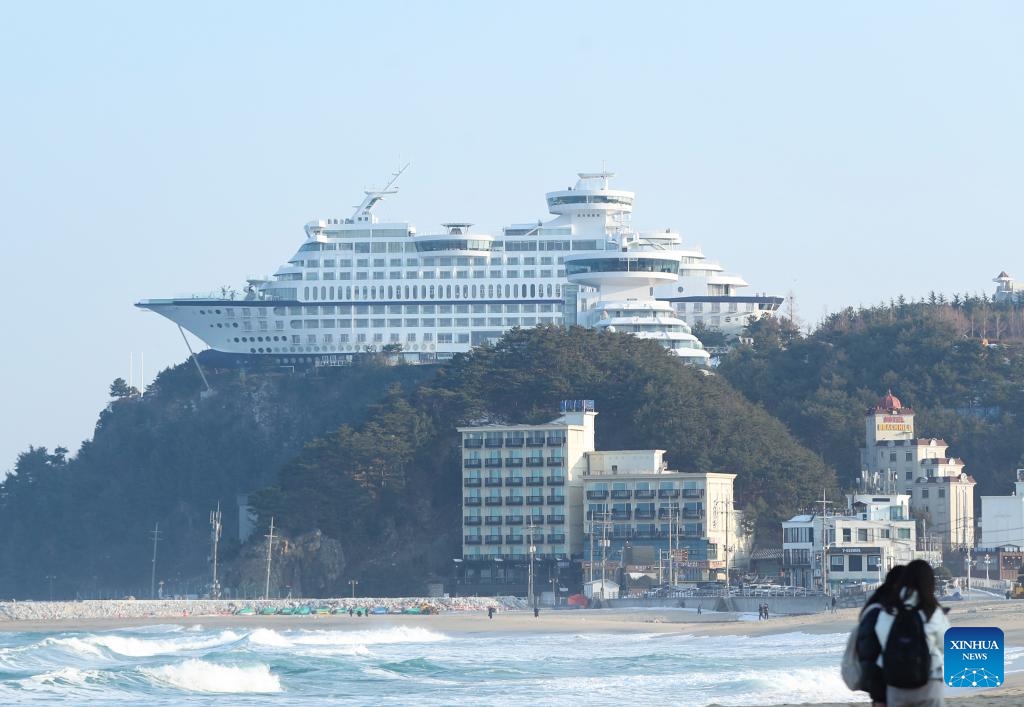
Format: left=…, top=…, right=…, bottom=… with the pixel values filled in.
left=855, top=564, right=905, bottom=707
left=875, top=559, right=951, bottom=707
left=831, top=594, right=838, bottom=614
left=763, top=603, right=769, bottom=620
left=487, top=606, right=495, bottom=619
left=533, top=606, right=539, bottom=618
left=697, top=602, right=702, bottom=615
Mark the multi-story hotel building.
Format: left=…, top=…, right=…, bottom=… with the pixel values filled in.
left=456, top=401, right=744, bottom=593
left=458, top=401, right=595, bottom=591
left=859, top=391, right=976, bottom=552
left=581, top=450, right=744, bottom=584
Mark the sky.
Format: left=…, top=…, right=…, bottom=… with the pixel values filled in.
left=1, top=1, right=1022, bottom=473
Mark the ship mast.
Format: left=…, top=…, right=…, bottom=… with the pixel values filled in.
left=350, top=162, right=410, bottom=222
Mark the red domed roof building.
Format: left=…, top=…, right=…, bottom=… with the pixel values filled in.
left=860, top=390, right=975, bottom=553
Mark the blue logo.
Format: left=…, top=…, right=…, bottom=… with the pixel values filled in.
left=945, top=627, right=1003, bottom=688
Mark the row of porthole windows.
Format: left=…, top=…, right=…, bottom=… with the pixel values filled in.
left=303, top=283, right=561, bottom=302
left=248, top=345, right=436, bottom=354
left=197, top=309, right=223, bottom=315
left=235, top=336, right=285, bottom=343
left=209, top=322, right=240, bottom=328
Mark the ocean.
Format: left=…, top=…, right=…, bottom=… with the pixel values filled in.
left=0, top=616, right=1018, bottom=705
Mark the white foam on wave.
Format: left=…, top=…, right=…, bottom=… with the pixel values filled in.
left=710, top=666, right=862, bottom=706
left=19, top=667, right=106, bottom=691
left=45, top=636, right=106, bottom=657
left=83, top=630, right=244, bottom=657
left=140, top=659, right=281, bottom=693
left=247, top=625, right=448, bottom=649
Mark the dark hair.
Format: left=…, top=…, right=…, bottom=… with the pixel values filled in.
left=899, top=559, right=940, bottom=619
left=864, top=564, right=905, bottom=611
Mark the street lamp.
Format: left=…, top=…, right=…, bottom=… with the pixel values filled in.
left=452, top=558, right=463, bottom=595
left=985, top=554, right=992, bottom=583
left=348, top=579, right=359, bottom=599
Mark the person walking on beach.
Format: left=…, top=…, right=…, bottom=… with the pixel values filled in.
left=831, top=595, right=838, bottom=614
left=487, top=606, right=494, bottom=619
left=697, top=602, right=702, bottom=615
left=875, top=559, right=950, bottom=707
left=855, top=565, right=904, bottom=707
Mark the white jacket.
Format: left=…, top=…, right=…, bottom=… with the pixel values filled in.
left=874, top=589, right=950, bottom=680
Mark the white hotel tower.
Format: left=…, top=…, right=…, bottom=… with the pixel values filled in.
left=137, top=169, right=774, bottom=368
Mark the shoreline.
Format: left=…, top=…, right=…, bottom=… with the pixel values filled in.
left=2, top=598, right=1021, bottom=705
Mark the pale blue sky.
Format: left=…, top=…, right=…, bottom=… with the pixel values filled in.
left=2, top=2, right=1022, bottom=472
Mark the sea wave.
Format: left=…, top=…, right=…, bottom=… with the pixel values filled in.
left=21, top=667, right=107, bottom=689
left=139, top=659, right=281, bottom=693
left=87, top=629, right=245, bottom=657
left=247, top=625, right=448, bottom=649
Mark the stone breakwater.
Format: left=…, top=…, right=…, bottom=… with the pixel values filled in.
left=0, top=596, right=529, bottom=623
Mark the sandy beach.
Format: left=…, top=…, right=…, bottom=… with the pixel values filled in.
left=0, top=597, right=1019, bottom=705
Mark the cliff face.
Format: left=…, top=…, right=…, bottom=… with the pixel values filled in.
left=225, top=529, right=346, bottom=599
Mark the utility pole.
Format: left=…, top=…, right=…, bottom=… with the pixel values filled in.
left=210, top=502, right=222, bottom=599
left=527, top=518, right=536, bottom=608
left=817, top=490, right=833, bottom=596
left=721, top=496, right=733, bottom=596
left=601, top=511, right=609, bottom=593
left=264, top=517, right=276, bottom=600
left=668, top=505, right=675, bottom=587
left=588, top=511, right=595, bottom=584
left=150, top=523, right=162, bottom=600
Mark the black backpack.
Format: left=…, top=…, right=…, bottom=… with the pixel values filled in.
left=882, top=605, right=931, bottom=688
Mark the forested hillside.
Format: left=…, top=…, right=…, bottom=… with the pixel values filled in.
left=0, top=360, right=433, bottom=600
left=4, top=301, right=1021, bottom=600
left=720, top=302, right=1024, bottom=497
left=248, top=326, right=830, bottom=596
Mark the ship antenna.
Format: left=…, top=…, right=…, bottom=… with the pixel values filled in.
left=350, top=162, right=411, bottom=221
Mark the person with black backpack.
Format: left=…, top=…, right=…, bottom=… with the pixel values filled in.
left=853, top=564, right=904, bottom=706
left=874, top=559, right=951, bottom=707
